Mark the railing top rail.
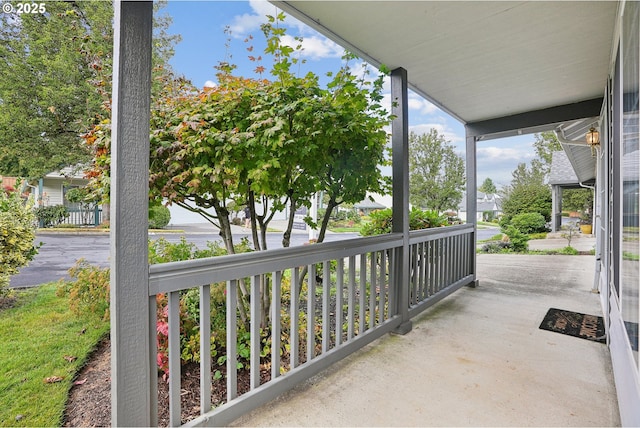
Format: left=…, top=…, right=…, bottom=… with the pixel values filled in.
left=409, top=223, right=474, bottom=244
left=149, top=233, right=403, bottom=295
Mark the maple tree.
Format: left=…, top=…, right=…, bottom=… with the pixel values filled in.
left=86, top=14, right=391, bottom=325
left=148, top=15, right=390, bottom=254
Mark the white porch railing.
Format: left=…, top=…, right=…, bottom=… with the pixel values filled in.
left=147, top=224, right=474, bottom=426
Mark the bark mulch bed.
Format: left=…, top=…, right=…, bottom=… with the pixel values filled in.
left=63, top=338, right=272, bottom=427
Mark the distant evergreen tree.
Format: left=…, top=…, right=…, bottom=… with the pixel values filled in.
left=479, top=177, right=497, bottom=194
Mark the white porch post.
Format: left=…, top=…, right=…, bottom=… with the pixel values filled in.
left=465, top=130, right=478, bottom=286
left=391, top=67, right=412, bottom=334
left=551, top=185, right=563, bottom=232
left=110, top=2, right=154, bottom=426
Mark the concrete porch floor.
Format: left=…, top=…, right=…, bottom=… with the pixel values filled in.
left=231, top=253, right=620, bottom=427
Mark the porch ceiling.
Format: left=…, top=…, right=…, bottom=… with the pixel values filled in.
left=274, top=1, right=618, bottom=137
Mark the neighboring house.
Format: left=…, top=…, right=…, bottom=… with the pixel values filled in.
left=458, top=192, right=502, bottom=222
left=353, top=198, right=386, bottom=215
left=36, top=166, right=102, bottom=226
left=38, top=166, right=88, bottom=207
left=549, top=150, right=593, bottom=232
left=0, top=176, right=19, bottom=192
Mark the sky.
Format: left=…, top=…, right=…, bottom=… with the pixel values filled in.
left=163, top=0, right=539, bottom=190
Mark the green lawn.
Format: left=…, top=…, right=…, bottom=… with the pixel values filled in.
left=0, top=284, right=108, bottom=427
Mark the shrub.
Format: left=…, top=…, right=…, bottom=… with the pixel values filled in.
left=149, top=204, right=171, bottom=229
left=410, top=207, right=447, bottom=229
left=557, top=246, right=579, bottom=255
left=63, top=236, right=256, bottom=380
left=346, top=210, right=362, bottom=224
left=509, top=212, right=547, bottom=234
left=503, top=225, right=529, bottom=252
left=35, top=204, right=69, bottom=228
left=480, top=241, right=512, bottom=253
left=360, top=207, right=446, bottom=236
left=0, top=188, right=38, bottom=297
left=57, top=259, right=110, bottom=324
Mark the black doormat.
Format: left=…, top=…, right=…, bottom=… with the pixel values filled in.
left=539, top=308, right=606, bottom=343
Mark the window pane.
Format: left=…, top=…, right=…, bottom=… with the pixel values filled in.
left=621, top=0, right=639, bottom=365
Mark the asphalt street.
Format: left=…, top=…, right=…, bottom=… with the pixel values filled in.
left=9, top=227, right=359, bottom=288
left=10, top=225, right=499, bottom=288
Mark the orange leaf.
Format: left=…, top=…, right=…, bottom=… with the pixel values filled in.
left=63, top=355, right=77, bottom=363
left=44, top=376, right=64, bottom=384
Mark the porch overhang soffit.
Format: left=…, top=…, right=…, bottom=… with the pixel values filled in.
left=273, top=1, right=617, bottom=139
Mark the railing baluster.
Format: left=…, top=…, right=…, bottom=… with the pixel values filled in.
left=451, top=235, right=456, bottom=281
left=348, top=256, right=355, bottom=339
left=452, top=236, right=457, bottom=281
left=446, top=237, right=450, bottom=288
left=418, top=242, right=427, bottom=301
left=429, top=240, right=435, bottom=296
left=250, top=275, right=260, bottom=390
left=444, top=237, right=449, bottom=286
left=359, top=255, right=366, bottom=334
left=466, top=233, right=471, bottom=275
left=149, top=295, right=158, bottom=426
left=419, top=241, right=424, bottom=297
left=437, top=240, right=443, bottom=292
left=200, top=284, right=211, bottom=414
left=336, top=258, right=344, bottom=346
left=168, top=290, right=181, bottom=427
left=379, top=250, right=386, bottom=320
left=456, top=235, right=461, bottom=280
left=307, top=264, right=315, bottom=362
left=322, top=261, right=330, bottom=353
left=226, top=280, right=237, bottom=401
left=271, top=271, right=282, bottom=380
left=369, top=251, right=376, bottom=328
left=388, top=250, right=396, bottom=317
left=411, top=242, right=422, bottom=304
left=410, top=243, right=417, bottom=305
left=291, top=268, right=300, bottom=369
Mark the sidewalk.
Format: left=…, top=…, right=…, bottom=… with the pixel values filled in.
left=164, top=219, right=313, bottom=235
left=528, top=233, right=596, bottom=252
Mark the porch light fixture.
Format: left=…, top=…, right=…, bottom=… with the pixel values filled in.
left=586, top=127, right=600, bottom=156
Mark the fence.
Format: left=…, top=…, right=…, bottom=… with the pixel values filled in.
left=61, top=206, right=102, bottom=226
left=147, top=224, right=475, bottom=426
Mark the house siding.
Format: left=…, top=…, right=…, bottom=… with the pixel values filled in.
left=601, top=2, right=640, bottom=425
left=41, top=177, right=87, bottom=207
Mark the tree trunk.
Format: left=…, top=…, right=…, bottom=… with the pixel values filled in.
left=282, top=197, right=296, bottom=248
left=247, top=190, right=261, bottom=251
left=211, top=199, right=250, bottom=327
left=297, top=198, right=339, bottom=294
left=316, top=198, right=338, bottom=244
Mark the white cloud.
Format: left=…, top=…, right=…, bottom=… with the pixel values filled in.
left=408, top=95, right=438, bottom=115
left=281, top=34, right=343, bottom=60
left=477, top=146, right=533, bottom=162
left=228, top=0, right=277, bottom=37
left=409, top=123, right=463, bottom=145
left=203, top=80, right=217, bottom=88
left=228, top=0, right=342, bottom=61
left=476, top=145, right=535, bottom=187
